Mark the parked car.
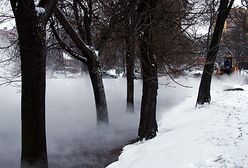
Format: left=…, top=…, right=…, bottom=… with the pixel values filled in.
left=101, top=71, right=118, bottom=79
left=53, top=70, right=80, bottom=78
left=134, top=71, right=142, bottom=79
left=53, top=71, right=66, bottom=78
left=65, top=71, right=80, bottom=78
left=122, top=71, right=142, bottom=80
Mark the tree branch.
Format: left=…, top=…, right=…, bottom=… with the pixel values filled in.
left=50, top=20, right=87, bottom=64
left=53, top=7, right=95, bottom=61
left=38, top=0, right=58, bottom=24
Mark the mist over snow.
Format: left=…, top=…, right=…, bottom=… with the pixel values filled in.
left=45, top=77, right=141, bottom=168
left=0, top=86, right=21, bottom=168
left=0, top=73, right=200, bottom=168
left=1, top=69, right=248, bottom=168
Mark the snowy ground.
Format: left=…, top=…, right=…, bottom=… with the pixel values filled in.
left=107, top=74, right=248, bottom=168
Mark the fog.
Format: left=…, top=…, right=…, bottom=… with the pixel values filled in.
left=0, top=75, right=202, bottom=168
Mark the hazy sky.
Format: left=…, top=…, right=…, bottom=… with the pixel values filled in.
left=234, top=0, right=245, bottom=6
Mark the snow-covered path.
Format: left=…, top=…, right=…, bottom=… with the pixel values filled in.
left=107, top=75, right=248, bottom=168
left=195, top=89, right=248, bottom=167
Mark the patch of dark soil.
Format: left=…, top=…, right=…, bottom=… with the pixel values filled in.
left=224, top=88, right=244, bottom=91
left=104, top=138, right=137, bottom=167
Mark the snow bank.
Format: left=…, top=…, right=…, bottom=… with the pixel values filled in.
left=107, top=74, right=248, bottom=168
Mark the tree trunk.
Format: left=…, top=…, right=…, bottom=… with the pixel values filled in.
left=87, top=59, right=109, bottom=124
left=125, top=36, right=135, bottom=112
left=21, top=30, right=48, bottom=168
left=53, top=7, right=109, bottom=124
left=138, top=32, right=158, bottom=140
left=137, top=0, right=158, bottom=140
left=11, top=0, right=48, bottom=167
left=197, top=0, right=234, bottom=105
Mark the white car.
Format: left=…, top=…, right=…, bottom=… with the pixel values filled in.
left=53, top=71, right=66, bottom=78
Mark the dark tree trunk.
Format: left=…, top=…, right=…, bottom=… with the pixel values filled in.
left=138, top=32, right=158, bottom=140
left=125, top=36, right=135, bottom=112
left=87, top=59, right=109, bottom=124
left=137, top=0, right=158, bottom=140
left=11, top=0, right=48, bottom=167
left=197, top=0, right=234, bottom=105
left=53, top=7, right=109, bottom=124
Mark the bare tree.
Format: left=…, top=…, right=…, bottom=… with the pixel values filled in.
left=51, top=1, right=109, bottom=124
left=95, top=0, right=137, bottom=112
left=196, top=0, right=234, bottom=105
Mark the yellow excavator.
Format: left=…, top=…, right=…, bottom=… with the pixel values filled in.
left=216, top=56, right=239, bottom=75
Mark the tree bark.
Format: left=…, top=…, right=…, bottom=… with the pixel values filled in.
left=125, top=36, right=135, bottom=112
left=197, top=0, right=234, bottom=105
left=11, top=0, right=48, bottom=167
left=87, top=60, right=109, bottom=124
left=138, top=33, right=158, bottom=140
left=137, top=0, right=158, bottom=140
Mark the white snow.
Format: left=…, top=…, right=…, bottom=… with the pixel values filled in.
left=107, top=74, right=248, bottom=168
left=35, top=7, right=45, bottom=16
left=62, top=52, right=73, bottom=60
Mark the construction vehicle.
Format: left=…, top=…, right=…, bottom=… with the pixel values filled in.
left=216, top=56, right=239, bottom=75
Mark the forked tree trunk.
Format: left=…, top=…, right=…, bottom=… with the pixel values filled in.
left=11, top=0, right=48, bottom=167
left=53, top=8, right=109, bottom=124
left=197, top=0, right=234, bottom=105
left=77, top=1, right=108, bottom=123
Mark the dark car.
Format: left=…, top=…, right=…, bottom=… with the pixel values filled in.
left=101, top=71, right=118, bottom=79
